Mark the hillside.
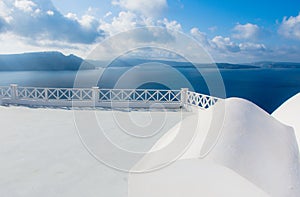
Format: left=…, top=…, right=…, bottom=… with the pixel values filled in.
left=253, top=61, right=300, bottom=68
left=1, top=52, right=300, bottom=71
left=93, top=58, right=260, bottom=69
left=0, top=52, right=94, bottom=71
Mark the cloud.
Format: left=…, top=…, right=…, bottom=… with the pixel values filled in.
left=46, top=10, right=54, bottom=16
left=189, top=27, right=269, bottom=62
left=0, top=0, right=178, bottom=58
left=232, top=23, right=261, bottom=40
left=112, top=0, right=167, bottom=17
left=190, top=27, right=210, bottom=47
left=0, top=17, right=8, bottom=32
left=278, top=13, right=300, bottom=40
left=79, top=15, right=98, bottom=30
left=210, top=35, right=270, bottom=62
left=0, top=1, right=13, bottom=23
left=14, top=0, right=37, bottom=12
left=158, top=18, right=182, bottom=32
left=2, top=0, right=104, bottom=44
left=100, top=11, right=138, bottom=35
left=104, top=11, right=112, bottom=18
left=238, top=42, right=266, bottom=51
left=98, top=11, right=182, bottom=49
left=211, top=36, right=240, bottom=52
left=191, top=29, right=249, bottom=53
left=65, top=12, right=77, bottom=20
left=0, top=32, right=96, bottom=57
left=99, top=12, right=179, bottom=46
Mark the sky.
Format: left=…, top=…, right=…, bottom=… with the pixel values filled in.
left=0, top=0, right=300, bottom=63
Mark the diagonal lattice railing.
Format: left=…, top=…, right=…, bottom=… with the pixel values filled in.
left=98, top=89, right=181, bottom=102
left=0, top=84, right=220, bottom=109
left=186, top=91, right=219, bottom=109
left=0, top=86, right=11, bottom=98
left=17, top=87, right=93, bottom=101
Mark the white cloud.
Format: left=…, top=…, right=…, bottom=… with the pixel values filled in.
left=239, top=42, right=266, bottom=51
left=211, top=36, right=240, bottom=52
left=232, top=23, right=260, bottom=40
left=99, top=12, right=182, bottom=37
left=112, top=0, right=167, bottom=17
left=0, top=32, right=96, bottom=58
left=0, top=1, right=13, bottom=23
left=190, top=27, right=210, bottom=47
left=211, top=35, right=267, bottom=54
left=14, top=0, right=36, bottom=12
left=189, top=27, right=268, bottom=62
left=46, top=10, right=54, bottom=16
left=158, top=18, right=182, bottom=32
left=278, top=13, right=300, bottom=40
left=140, top=16, right=155, bottom=26
left=197, top=34, right=268, bottom=62
left=65, top=12, right=78, bottom=20
left=104, top=11, right=112, bottom=18
left=33, top=8, right=41, bottom=15
left=100, top=11, right=138, bottom=35
left=79, top=15, right=98, bottom=30
left=2, top=0, right=104, bottom=44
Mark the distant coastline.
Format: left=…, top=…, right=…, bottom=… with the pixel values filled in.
left=0, top=52, right=93, bottom=71
left=1, top=51, right=300, bottom=71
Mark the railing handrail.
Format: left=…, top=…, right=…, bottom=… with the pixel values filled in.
left=99, top=88, right=181, bottom=91
left=187, top=90, right=220, bottom=100
left=0, top=84, right=219, bottom=109
left=17, top=86, right=93, bottom=90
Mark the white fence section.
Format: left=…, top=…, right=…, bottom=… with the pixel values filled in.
left=17, top=87, right=93, bottom=101
left=186, top=90, right=219, bottom=109
left=98, top=89, right=181, bottom=102
left=0, top=86, right=11, bottom=98
left=0, top=84, right=219, bottom=109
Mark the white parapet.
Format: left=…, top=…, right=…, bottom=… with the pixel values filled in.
left=0, top=84, right=219, bottom=109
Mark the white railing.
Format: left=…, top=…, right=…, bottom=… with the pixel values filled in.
left=0, top=84, right=220, bottom=109
left=185, top=91, right=219, bottom=109
left=17, top=87, right=93, bottom=101
left=98, top=89, right=181, bottom=102
left=0, top=86, right=11, bottom=98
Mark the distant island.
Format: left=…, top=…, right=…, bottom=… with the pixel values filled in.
left=87, top=57, right=300, bottom=69
left=252, top=61, right=300, bottom=68
left=0, top=51, right=300, bottom=71
left=0, top=52, right=94, bottom=71
left=96, top=58, right=260, bottom=69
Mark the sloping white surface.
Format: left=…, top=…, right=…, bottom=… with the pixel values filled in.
left=205, top=98, right=300, bottom=197
left=272, top=93, right=300, bottom=149
left=130, top=108, right=214, bottom=171
left=130, top=98, right=300, bottom=196
left=129, top=160, right=269, bottom=197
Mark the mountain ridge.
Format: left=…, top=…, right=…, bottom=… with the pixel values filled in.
left=0, top=51, right=94, bottom=71
left=1, top=52, right=300, bottom=71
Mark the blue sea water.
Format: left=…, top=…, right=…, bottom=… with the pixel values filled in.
left=0, top=67, right=299, bottom=113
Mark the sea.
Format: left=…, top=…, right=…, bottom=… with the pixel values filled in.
left=0, top=67, right=299, bottom=113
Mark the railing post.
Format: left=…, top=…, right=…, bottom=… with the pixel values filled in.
left=10, top=84, right=18, bottom=101
left=180, top=88, right=188, bottom=108
left=92, top=87, right=99, bottom=104
left=44, top=88, right=48, bottom=101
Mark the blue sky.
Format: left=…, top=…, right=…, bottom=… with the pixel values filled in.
left=0, top=0, right=300, bottom=63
